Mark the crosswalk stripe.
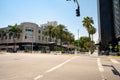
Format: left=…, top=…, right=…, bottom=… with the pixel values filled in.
left=97, top=58, right=104, bottom=72
left=110, top=59, right=120, bottom=64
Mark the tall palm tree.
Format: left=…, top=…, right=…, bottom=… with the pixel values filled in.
left=8, top=24, right=21, bottom=52
left=52, top=27, right=59, bottom=43
left=44, top=25, right=54, bottom=42
left=82, top=16, right=94, bottom=40
left=56, top=24, right=66, bottom=47
left=62, top=29, right=68, bottom=43
left=64, top=31, right=74, bottom=44
left=89, top=26, right=96, bottom=41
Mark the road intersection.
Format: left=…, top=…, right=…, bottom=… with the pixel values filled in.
left=0, top=53, right=120, bottom=80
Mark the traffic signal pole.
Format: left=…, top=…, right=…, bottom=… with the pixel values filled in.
left=66, top=0, right=80, bottom=17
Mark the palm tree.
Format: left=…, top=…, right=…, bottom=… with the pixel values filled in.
left=65, top=31, right=74, bottom=44
left=52, top=27, right=60, bottom=43
left=68, top=33, right=75, bottom=44
left=89, top=26, right=96, bottom=41
left=82, top=16, right=94, bottom=40
left=56, top=24, right=66, bottom=47
left=44, top=25, right=54, bottom=42
left=8, top=24, right=21, bottom=52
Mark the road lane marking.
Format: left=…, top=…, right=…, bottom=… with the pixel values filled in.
left=97, top=58, right=107, bottom=80
left=46, top=56, right=78, bottom=73
left=34, top=56, right=78, bottom=80
left=34, top=75, right=43, bottom=80
left=110, top=59, right=120, bottom=64
left=97, top=58, right=104, bottom=72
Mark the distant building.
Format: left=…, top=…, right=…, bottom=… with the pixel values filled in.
left=98, top=0, right=120, bottom=52
left=47, top=21, right=58, bottom=27
left=0, top=22, right=60, bottom=52
left=41, top=21, right=58, bottom=29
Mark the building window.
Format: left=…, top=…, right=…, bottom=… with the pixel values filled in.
left=38, top=30, right=41, bottom=33
left=26, top=28, right=34, bottom=32
left=5, top=36, right=7, bottom=40
left=25, top=36, right=27, bottom=39
left=9, top=35, right=11, bottom=39
left=17, top=34, right=20, bottom=39
left=42, top=36, right=44, bottom=41
left=38, top=36, right=40, bottom=40
left=25, top=28, right=33, bottom=39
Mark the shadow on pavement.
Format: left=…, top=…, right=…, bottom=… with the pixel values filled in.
left=102, top=64, right=120, bottom=77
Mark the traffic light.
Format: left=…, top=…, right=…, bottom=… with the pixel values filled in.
left=76, top=6, right=80, bottom=16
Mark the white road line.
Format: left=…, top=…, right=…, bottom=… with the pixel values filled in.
left=97, top=58, right=104, bottom=72
left=34, top=56, right=78, bottom=80
left=110, top=59, right=120, bottom=64
left=34, top=75, right=43, bottom=80
left=97, top=58, right=106, bottom=80
left=46, top=56, right=78, bottom=73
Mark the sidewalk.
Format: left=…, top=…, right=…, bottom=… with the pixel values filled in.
left=90, top=50, right=99, bottom=56
left=105, top=55, right=120, bottom=59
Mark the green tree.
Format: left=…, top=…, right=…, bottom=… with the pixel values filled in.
left=44, top=25, right=54, bottom=42
left=82, top=16, right=96, bottom=54
left=89, top=26, right=96, bottom=41
left=79, top=36, right=90, bottom=49
left=44, top=24, right=75, bottom=51
left=62, top=29, right=68, bottom=43
left=63, top=31, right=75, bottom=50
left=82, top=16, right=94, bottom=40
left=66, top=32, right=74, bottom=44
left=74, top=36, right=90, bottom=51
left=8, top=24, right=21, bottom=52
left=52, top=26, right=60, bottom=43
left=84, top=41, right=96, bottom=54
left=56, top=24, right=66, bottom=47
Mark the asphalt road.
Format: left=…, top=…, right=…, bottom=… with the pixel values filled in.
left=0, top=53, right=120, bottom=80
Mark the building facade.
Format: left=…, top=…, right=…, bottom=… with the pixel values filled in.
left=98, top=0, right=120, bottom=52
left=113, top=0, right=120, bottom=39
left=0, top=22, right=59, bottom=52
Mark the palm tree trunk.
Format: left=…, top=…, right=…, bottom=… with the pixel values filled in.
left=88, top=33, right=91, bottom=41
left=92, top=34, right=93, bottom=41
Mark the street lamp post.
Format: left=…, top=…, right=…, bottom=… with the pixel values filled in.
left=77, top=29, right=79, bottom=51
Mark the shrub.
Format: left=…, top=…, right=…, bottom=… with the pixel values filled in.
left=117, top=52, right=120, bottom=56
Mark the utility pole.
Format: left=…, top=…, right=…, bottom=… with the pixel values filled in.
left=78, top=29, right=80, bottom=51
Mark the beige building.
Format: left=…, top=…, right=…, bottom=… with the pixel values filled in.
left=0, top=22, right=60, bottom=52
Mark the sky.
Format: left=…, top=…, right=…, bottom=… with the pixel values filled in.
left=0, top=0, right=98, bottom=42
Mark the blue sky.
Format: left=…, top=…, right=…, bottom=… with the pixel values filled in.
left=0, top=0, right=98, bottom=42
